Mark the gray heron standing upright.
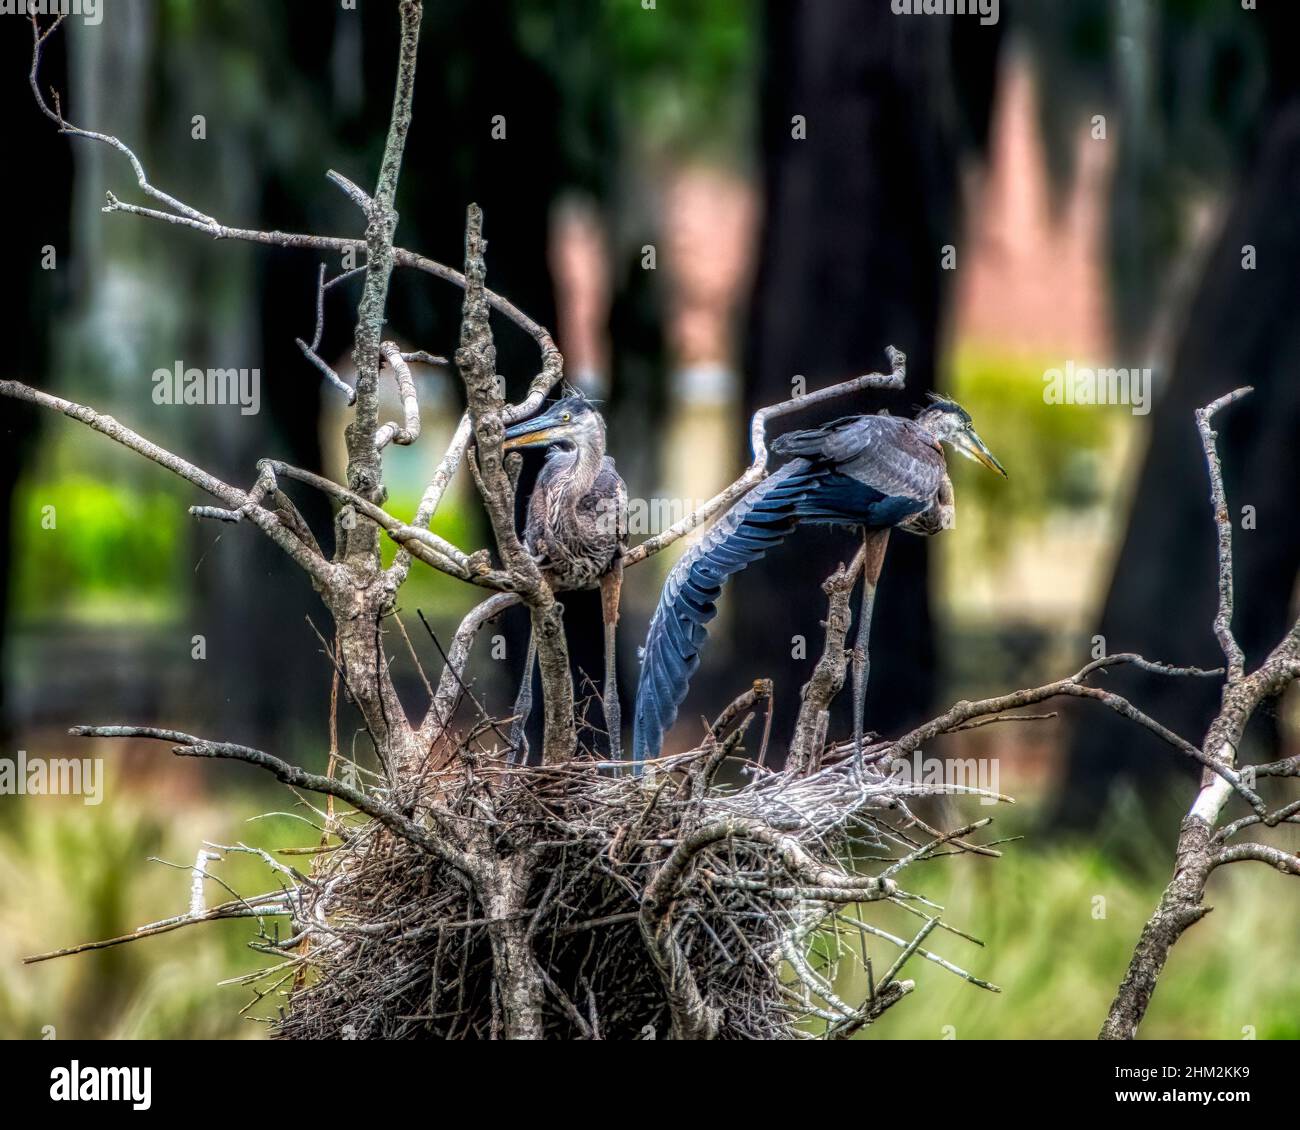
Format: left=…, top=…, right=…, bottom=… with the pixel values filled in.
left=502, top=395, right=628, bottom=760
left=632, top=395, right=1006, bottom=764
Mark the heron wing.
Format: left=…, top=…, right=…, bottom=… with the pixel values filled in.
left=632, top=460, right=825, bottom=762
left=772, top=415, right=946, bottom=504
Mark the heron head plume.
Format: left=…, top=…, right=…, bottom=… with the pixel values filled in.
left=915, top=394, right=1007, bottom=477
left=502, top=395, right=604, bottom=454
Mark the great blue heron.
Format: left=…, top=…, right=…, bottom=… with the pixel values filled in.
left=502, top=396, right=628, bottom=760
left=632, top=395, right=1006, bottom=764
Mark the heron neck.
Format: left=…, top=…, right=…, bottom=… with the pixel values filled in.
left=575, top=436, right=605, bottom=492
left=550, top=432, right=604, bottom=501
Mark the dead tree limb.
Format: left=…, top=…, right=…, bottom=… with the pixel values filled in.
left=67, top=726, right=476, bottom=878
left=420, top=593, right=521, bottom=756
left=1101, top=388, right=1300, bottom=1039
left=0, top=379, right=335, bottom=588
left=789, top=548, right=867, bottom=773
left=456, top=205, right=575, bottom=765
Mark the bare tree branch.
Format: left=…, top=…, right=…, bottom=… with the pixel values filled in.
left=295, top=263, right=356, bottom=403
left=24, top=892, right=293, bottom=966
left=29, top=14, right=214, bottom=226
left=68, top=725, right=476, bottom=877
left=339, top=0, right=423, bottom=568
left=1101, top=388, right=1300, bottom=1040
left=1214, top=843, right=1300, bottom=875
left=419, top=593, right=521, bottom=754
left=374, top=343, right=422, bottom=450
left=788, top=548, right=867, bottom=773
left=872, top=653, right=1265, bottom=815
left=623, top=348, right=907, bottom=567
left=1197, top=387, right=1252, bottom=682
left=0, top=379, right=336, bottom=587
left=455, top=204, right=575, bottom=765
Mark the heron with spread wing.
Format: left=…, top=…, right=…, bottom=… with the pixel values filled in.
left=631, top=395, right=1006, bottom=765
left=502, top=396, right=628, bottom=760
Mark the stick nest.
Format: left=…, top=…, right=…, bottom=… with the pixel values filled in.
left=274, top=737, right=996, bottom=1040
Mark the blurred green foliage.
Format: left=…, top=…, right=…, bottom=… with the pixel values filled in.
left=601, top=0, right=755, bottom=161
left=11, top=476, right=185, bottom=624
left=946, top=347, right=1135, bottom=560
left=8, top=444, right=490, bottom=627
left=380, top=486, right=483, bottom=623
left=0, top=788, right=307, bottom=1039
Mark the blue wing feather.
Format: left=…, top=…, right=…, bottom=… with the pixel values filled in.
left=632, top=461, right=823, bottom=762
left=631, top=448, right=936, bottom=762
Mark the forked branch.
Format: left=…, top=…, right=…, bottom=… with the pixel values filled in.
left=1101, top=388, right=1300, bottom=1039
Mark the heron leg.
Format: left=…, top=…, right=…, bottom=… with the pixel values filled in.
left=599, top=564, right=624, bottom=760
left=509, top=627, right=537, bottom=765
left=852, top=528, right=891, bottom=765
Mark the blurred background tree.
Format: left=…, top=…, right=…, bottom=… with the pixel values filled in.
left=1024, top=0, right=1300, bottom=827
left=731, top=0, right=1003, bottom=749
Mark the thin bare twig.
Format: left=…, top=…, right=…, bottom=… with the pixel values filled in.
left=69, top=724, right=476, bottom=877
left=623, top=348, right=907, bottom=568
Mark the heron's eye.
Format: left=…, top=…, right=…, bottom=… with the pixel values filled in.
left=561, top=412, right=571, bottom=422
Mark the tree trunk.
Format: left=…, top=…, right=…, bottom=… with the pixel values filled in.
left=1056, top=97, right=1300, bottom=828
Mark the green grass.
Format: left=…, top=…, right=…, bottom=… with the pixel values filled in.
left=828, top=813, right=1300, bottom=1040
left=0, top=785, right=310, bottom=1040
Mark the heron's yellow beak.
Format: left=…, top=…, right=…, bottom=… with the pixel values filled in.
left=953, top=427, right=1007, bottom=477
left=502, top=424, right=568, bottom=451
